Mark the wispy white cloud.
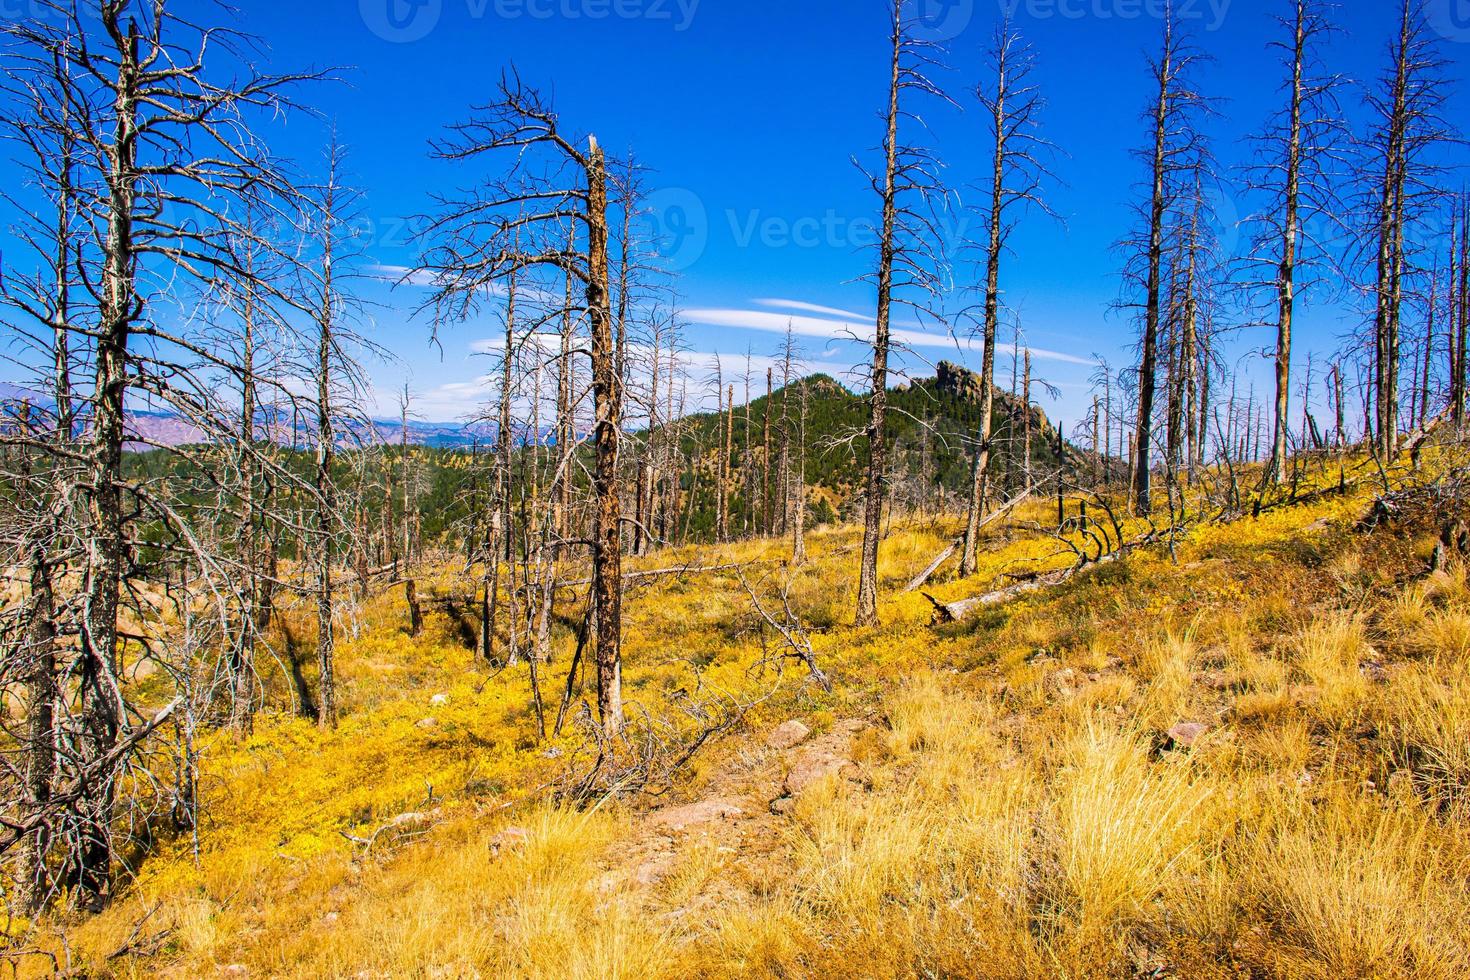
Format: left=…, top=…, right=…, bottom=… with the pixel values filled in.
left=373, top=375, right=496, bottom=424
left=367, top=263, right=439, bottom=288
left=372, top=264, right=564, bottom=307
left=684, top=307, right=1095, bottom=366
left=470, top=332, right=568, bottom=357
left=753, top=297, right=873, bottom=321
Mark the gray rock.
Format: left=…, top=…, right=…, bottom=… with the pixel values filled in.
left=766, top=720, right=812, bottom=751
left=1166, top=722, right=1209, bottom=749
left=648, top=797, right=745, bottom=832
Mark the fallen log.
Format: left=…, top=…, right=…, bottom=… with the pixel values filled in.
left=923, top=542, right=1138, bottom=626
left=1402, top=408, right=1450, bottom=455
left=904, top=489, right=1033, bottom=594
left=906, top=540, right=962, bottom=595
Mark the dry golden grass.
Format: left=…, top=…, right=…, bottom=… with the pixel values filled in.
left=18, top=454, right=1470, bottom=979
left=1248, top=790, right=1470, bottom=977
left=1294, top=612, right=1374, bottom=727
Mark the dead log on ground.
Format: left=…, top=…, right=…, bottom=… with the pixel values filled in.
left=923, top=539, right=1143, bottom=626
left=904, top=489, right=1033, bottom=593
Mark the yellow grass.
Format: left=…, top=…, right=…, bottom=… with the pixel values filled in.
left=15, top=452, right=1470, bottom=979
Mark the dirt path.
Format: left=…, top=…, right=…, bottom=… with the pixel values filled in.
left=599, top=718, right=870, bottom=916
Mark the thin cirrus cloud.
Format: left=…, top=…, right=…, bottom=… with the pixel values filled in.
left=684, top=303, right=1096, bottom=367
left=367, top=263, right=438, bottom=288
left=370, top=264, right=562, bottom=306
left=753, top=298, right=874, bottom=321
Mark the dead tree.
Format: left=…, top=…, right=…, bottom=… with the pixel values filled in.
left=0, top=0, right=326, bottom=910
left=1453, top=196, right=1470, bottom=427
left=762, top=367, right=774, bottom=535
left=793, top=370, right=810, bottom=567
left=309, top=138, right=362, bottom=732
left=0, top=55, right=77, bottom=910
left=1244, top=0, right=1345, bottom=485
left=712, top=356, right=729, bottom=542
left=855, top=0, right=949, bottom=627
left=1362, top=0, right=1453, bottom=459
left=1124, top=13, right=1207, bottom=514
left=960, top=22, right=1058, bottom=578
left=723, top=382, right=735, bottom=542
left=416, top=74, right=625, bottom=736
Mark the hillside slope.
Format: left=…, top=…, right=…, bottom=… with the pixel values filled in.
left=20, top=450, right=1470, bottom=979
left=663, top=361, right=1077, bottom=536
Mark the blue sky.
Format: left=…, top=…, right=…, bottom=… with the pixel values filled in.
left=10, top=0, right=1470, bottom=429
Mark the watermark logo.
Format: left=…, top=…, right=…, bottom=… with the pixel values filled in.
left=361, top=0, right=444, bottom=43
left=0, top=0, right=103, bottom=24
left=642, top=188, right=709, bottom=272
left=911, top=0, right=975, bottom=42
left=996, top=0, right=1232, bottom=33
left=1427, top=0, right=1470, bottom=43
left=362, top=0, right=699, bottom=41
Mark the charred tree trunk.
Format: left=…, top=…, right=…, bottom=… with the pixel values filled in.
left=855, top=6, right=904, bottom=628
left=1268, top=0, right=1308, bottom=484
left=72, top=17, right=142, bottom=908
left=1132, top=19, right=1175, bottom=516
left=587, top=138, right=623, bottom=738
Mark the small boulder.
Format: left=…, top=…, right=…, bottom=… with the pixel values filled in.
left=1048, top=668, right=1078, bottom=696
left=648, top=797, right=745, bottom=832
left=430, top=693, right=450, bottom=707
left=415, top=717, right=439, bottom=730
left=766, top=720, right=812, bottom=751
left=1166, top=722, right=1209, bottom=749
left=783, top=754, right=852, bottom=796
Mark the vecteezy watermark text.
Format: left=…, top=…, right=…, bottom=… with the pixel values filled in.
left=361, top=0, right=700, bottom=43
left=996, top=0, right=1232, bottom=32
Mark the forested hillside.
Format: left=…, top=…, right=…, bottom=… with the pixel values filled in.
left=119, top=362, right=1076, bottom=557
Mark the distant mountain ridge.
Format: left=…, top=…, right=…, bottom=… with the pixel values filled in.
left=2, top=365, right=1081, bottom=471
left=0, top=381, right=495, bottom=449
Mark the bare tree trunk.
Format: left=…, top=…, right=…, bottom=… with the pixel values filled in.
left=17, top=114, right=77, bottom=909
left=73, top=17, right=143, bottom=906
left=17, top=404, right=57, bottom=912
left=1132, top=18, right=1175, bottom=516
left=1268, top=0, right=1307, bottom=484
left=557, top=252, right=575, bottom=556
left=856, top=6, right=904, bottom=628
left=233, top=264, right=260, bottom=734
left=1023, top=350, right=1034, bottom=489
left=792, top=378, right=808, bottom=566
left=1452, top=196, right=1464, bottom=426
left=742, top=358, right=753, bottom=537
left=663, top=344, right=679, bottom=543
left=714, top=359, right=728, bottom=542
left=959, top=27, right=1051, bottom=575
left=722, top=383, right=735, bottom=542
left=498, top=271, right=519, bottom=666
left=314, top=139, right=350, bottom=732
left=763, top=368, right=773, bottom=536
left=586, top=138, right=623, bottom=738
left=401, top=389, right=423, bottom=638
left=1422, top=277, right=1436, bottom=430
left=1374, top=0, right=1413, bottom=459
